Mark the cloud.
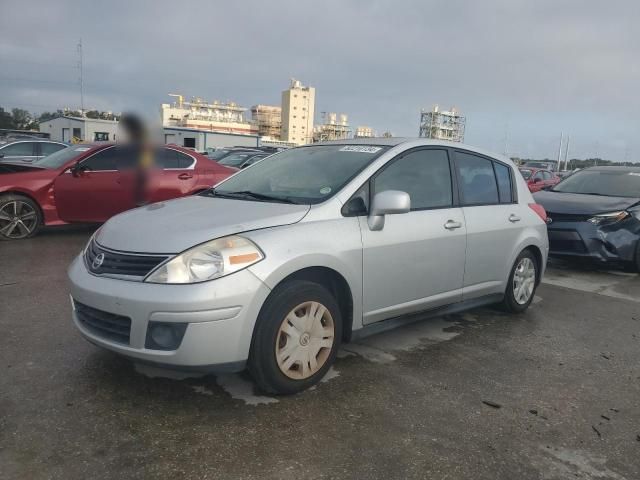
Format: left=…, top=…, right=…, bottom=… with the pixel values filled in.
left=0, top=0, right=638, bottom=160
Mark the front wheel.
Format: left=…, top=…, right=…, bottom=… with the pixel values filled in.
left=501, top=249, right=538, bottom=313
left=249, top=280, right=342, bottom=394
left=0, top=194, right=42, bottom=240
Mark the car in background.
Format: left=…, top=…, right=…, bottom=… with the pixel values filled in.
left=204, top=147, right=262, bottom=161
left=0, top=139, right=68, bottom=163
left=534, top=166, right=640, bottom=272
left=218, top=152, right=270, bottom=169
left=519, top=167, right=561, bottom=192
left=0, top=143, right=236, bottom=240
left=522, top=160, right=557, bottom=172
left=67, top=138, right=548, bottom=394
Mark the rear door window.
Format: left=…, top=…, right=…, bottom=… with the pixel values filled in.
left=455, top=152, right=499, bottom=205
left=158, top=148, right=194, bottom=169
left=40, top=142, right=67, bottom=156
left=493, top=162, right=513, bottom=203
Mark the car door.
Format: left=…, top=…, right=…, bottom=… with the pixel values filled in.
left=453, top=150, right=521, bottom=300
left=53, top=146, right=138, bottom=222
left=0, top=141, right=37, bottom=163
left=360, top=148, right=466, bottom=324
left=147, top=147, right=199, bottom=202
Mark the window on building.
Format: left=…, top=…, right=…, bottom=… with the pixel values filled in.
left=94, top=132, right=109, bottom=141
left=373, top=149, right=453, bottom=210
left=455, top=152, right=499, bottom=205
left=183, top=137, right=196, bottom=148
left=72, top=128, right=82, bottom=140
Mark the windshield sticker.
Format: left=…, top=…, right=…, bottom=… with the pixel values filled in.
left=320, top=186, right=332, bottom=195
left=74, top=147, right=91, bottom=152
left=339, top=146, right=382, bottom=154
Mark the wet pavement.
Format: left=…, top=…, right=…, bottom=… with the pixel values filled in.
left=1, top=226, right=639, bottom=479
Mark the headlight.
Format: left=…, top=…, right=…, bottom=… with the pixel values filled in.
left=144, top=235, right=264, bottom=284
left=587, top=211, right=630, bottom=225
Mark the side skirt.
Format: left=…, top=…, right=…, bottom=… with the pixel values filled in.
left=350, top=293, right=504, bottom=342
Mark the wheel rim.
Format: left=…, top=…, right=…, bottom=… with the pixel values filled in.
left=0, top=201, right=38, bottom=239
left=275, top=301, right=335, bottom=380
left=513, top=257, right=536, bottom=305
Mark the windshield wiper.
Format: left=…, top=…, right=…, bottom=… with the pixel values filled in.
left=208, top=190, right=299, bottom=204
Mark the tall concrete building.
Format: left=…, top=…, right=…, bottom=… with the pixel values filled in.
left=251, top=104, right=282, bottom=139
left=281, top=79, right=315, bottom=145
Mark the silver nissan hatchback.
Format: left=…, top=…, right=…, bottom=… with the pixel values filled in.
left=68, top=138, right=549, bottom=394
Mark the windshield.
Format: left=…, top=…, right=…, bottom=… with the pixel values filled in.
left=519, top=169, right=533, bottom=180
left=552, top=169, right=640, bottom=197
left=213, top=144, right=389, bottom=204
left=35, top=145, right=92, bottom=169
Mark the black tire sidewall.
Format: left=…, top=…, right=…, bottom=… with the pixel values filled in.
left=249, top=280, right=342, bottom=395
left=502, top=249, right=538, bottom=313
left=0, top=194, right=42, bottom=240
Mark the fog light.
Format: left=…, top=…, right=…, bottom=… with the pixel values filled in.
left=145, top=322, right=187, bottom=351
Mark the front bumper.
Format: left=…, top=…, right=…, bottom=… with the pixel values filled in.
left=67, top=255, right=271, bottom=371
left=547, top=219, right=639, bottom=265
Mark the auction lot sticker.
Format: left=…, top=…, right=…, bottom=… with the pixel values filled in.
left=339, top=146, right=382, bottom=153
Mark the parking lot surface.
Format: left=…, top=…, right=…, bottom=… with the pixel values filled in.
left=1, top=227, right=639, bottom=480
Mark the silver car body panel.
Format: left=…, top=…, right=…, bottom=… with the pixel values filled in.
left=68, top=138, right=548, bottom=370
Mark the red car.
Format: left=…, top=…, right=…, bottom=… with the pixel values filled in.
left=519, top=167, right=561, bottom=193
left=0, top=143, right=236, bottom=240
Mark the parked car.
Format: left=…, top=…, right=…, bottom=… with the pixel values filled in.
left=0, top=143, right=236, bottom=240
left=522, top=160, right=557, bottom=172
left=218, top=152, right=270, bottom=169
left=0, top=139, right=68, bottom=163
left=68, top=138, right=549, bottom=394
left=205, top=147, right=262, bottom=161
left=519, top=167, right=561, bottom=192
left=534, top=166, right=640, bottom=272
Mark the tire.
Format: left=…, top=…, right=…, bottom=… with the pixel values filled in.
left=0, top=194, right=42, bottom=241
left=501, top=249, right=538, bottom=313
left=249, top=280, right=342, bottom=394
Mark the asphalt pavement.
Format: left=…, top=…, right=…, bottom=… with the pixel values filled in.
left=1, top=226, right=639, bottom=480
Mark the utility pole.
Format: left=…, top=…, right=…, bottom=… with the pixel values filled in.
left=77, top=39, right=84, bottom=116
left=556, top=132, right=564, bottom=170
left=563, top=135, right=571, bottom=171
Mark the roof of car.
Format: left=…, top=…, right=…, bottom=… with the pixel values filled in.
left=585, top=166, right=640, bottom=173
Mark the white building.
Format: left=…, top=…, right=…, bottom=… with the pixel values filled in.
left=163, top=127, right=259, bottom=151
left=38, top=116, right=120, bottom=143
left=281, top=79, right=315, bottom=145
left=355, top=126, right=374, bottom=138
left=418, top=105, right=466, bottom=142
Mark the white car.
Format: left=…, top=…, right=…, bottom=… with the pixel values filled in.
left=68, top=138, right=549, bottom=394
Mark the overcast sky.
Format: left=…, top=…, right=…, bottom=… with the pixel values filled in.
left=1, top=0, right=638, bottom=161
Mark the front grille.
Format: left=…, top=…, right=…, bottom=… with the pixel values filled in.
left=547, top=212, right=591, bottom=223
left=85, top=239, right=169, bottom=278
left=74, top=301, right=131, bottom=345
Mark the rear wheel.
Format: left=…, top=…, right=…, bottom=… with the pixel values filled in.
left=249, top=280, right=341, bottom=394
left=0, top=194, right=42, bottom=240
left=501, top=249, right=538, bottom=313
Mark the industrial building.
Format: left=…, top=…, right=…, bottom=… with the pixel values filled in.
left=161, top=95, right=258, bottom=136
left=251, top=104, right=282, bottom=139
left=354, top=126, right=374, bottom=138
left=313, top=113, right=351, bottom=142
left=281, top=79, right=315, bottom=145
left=418, top=105, right=466, bottom=142
left=38, top=116, right=119, bottom=143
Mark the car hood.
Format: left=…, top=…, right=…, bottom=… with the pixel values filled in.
left=533, top=190, right=640, bottom=215
left=96, top=195, right=311, bottom=253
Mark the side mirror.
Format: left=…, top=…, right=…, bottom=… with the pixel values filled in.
left=368, top=190, right=410, bottom=231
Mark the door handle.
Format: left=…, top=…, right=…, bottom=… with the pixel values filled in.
left=178, top=173, right=193, bottom=180
left=444, top=220, right=463, bottom=230
left=509, top=214, right=521, bottom=223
